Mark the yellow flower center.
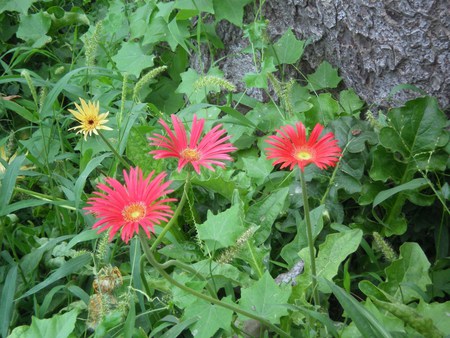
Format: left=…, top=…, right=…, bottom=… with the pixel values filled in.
left=122, top=202, right=147, bottom=222
left=295, top=149, right=313, bottom=160
left=181, top=147, right=201, bottom=161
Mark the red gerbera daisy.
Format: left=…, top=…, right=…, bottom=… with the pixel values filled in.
left=84, top=167, right=176, bottom=244
left=148, top=114, right=237, bottom=174
left=265, top=122, right=341, bottom=171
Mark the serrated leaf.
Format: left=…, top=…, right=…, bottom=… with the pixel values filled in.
left=339, top=89, right=364, bottom=115
left=213, top=0, right=252, bottom=26
left=16, top=12, right=52, bottom=47
left=379, top=97, right=448, bottom=162
left=241, top=155, right=273, bottom=185
left=196, top=204, right=245, bottom=251
left=379, top=242, right=431, bottom=303
left=9, top=309, right=79, bottom=338
left=244, top=57, right=276, bottom=89
left=268, top=29, right=305, bottom=65
left=307, top=61, right=341, bottom=91
left=112, top=41, right=154, bottom=77
left=305, top=93, right=340, bottom=127
left=247, top=187, right=289, bottom=245
left=0, top=0, right=35, bottom=14
left=239, top=271, right=291, bottom=324
left=184, top=298, right=233, bottom=338
left=174, top=0, right=214, bottom=13
left=297, top=229, right=363, bottom=293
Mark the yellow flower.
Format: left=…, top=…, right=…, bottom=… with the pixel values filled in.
left=68, top=98, right=112, bottom=140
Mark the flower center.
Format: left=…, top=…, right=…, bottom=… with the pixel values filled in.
left=295, top=149, right=313, bottom=161
left=122, top=202, right=147, bottom=222
left=181, top=147, right=201, bottom=161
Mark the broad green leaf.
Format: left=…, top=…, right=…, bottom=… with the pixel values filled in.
left=238, top=271, right=291, bottom=324
left=379, top=242, right=431, bottom=303
left=247, top=187, right=289, bottom=245
left=243, top=57, right=276, bottom=89
left=184, top=298, right=233, bottom=338
left=143, top=16, right=168, bottom=45
left=167, top=18, right=190, bottom=52
left=191, top=169, right=249, bottom=200
left=219, top=106, right=257, bottom=129
left=280, top=206, right=325, bottom=267
left=325, top=280, right=392, bottom=338
left=0, top=154, right=25, bottom=216
left=17, top=253, right=91, bottom=300
left=0, top=0, right=35, bottom=14
left=241, top=155, right=273, bottom=185
left=176, top=67, right=223, bottom=103
left=213, top=0, right=252, bottom=26
left=297, top=229, right=362, bottom=293
left=16, top=12, right=52, bottom=47
left=307, top=61, right=341, bottom=91
left=191, top=260, right=252, bottom=288
left=112, top=41, right=154, bottom=77
left=369, top=146, right=405, bottom=183
left=196, top=204, right=245, bottom=251
left=0, top=265, right=17, bottom=338
left=373, top=178, right=428, bottom=207
left=379, top=96, right=448, bottom=163
left=416, top=300, right=450, bottom=335
left=9, top=309, right=79, bottom=338
left=267, top=29, right=306, bottom=65
left=171, top=272, right=208, bottom=309
left=174, top=0, right=214, bottom=13
left=339, top=89, right=365, bottom=115
left=130, top=3, right=155, bottom=39
left=305, top=93, right=340, bottom=127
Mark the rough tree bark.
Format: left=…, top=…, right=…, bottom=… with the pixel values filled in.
left=216, top=0, right=450, bottom=109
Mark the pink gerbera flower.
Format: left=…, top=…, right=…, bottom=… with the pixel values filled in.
left=84, top=167, right=176, bottom=243
left=265, top=122, right=342, bottom=171
left=148, top=114, right=237, bottom=174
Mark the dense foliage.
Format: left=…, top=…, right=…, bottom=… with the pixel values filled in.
left=0, top=1, right=449, bottom=337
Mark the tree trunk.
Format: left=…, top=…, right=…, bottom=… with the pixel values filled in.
left=216, top=0, right=450, bottom=109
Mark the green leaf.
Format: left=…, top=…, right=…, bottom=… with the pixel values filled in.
left=17, top=253, right=91, bottom=300
left=0, top=154, right=25, bottom=216
left=305, top=93, right=340, bottom=127
left=130, top=3, right=155, bottom=39
left=307, top=61, right=341, bottom=91
left=267, top=29, right=305, bottom=65
left=373, top=178, right=428, bottom=207
left=112, top=41, right=154, bottom=77
left=379, top=97, right=448, bottom=163
left=238, top=271, right=291, bottom=324
left=244, top=57, right=276, bottom=89
left=184, top=298, right=233, bottom=338
left=9, top=309, right=79, bottom=338
left=297, top=229, right=363, bottom=293
left=339, top=89, right=364, bottom=115
left=280, top=206, right=325, bottom=267
left=0, top=265, right=17, bottom=338
left=379, top=242, right=431, bottom=303
left=176, top=68, right=223, bottom=103
left=369, top=146, right=406, bottom=183
left=325, top=279, right=392, bottom=338
left=167, top=18, right=190, bottom=53
left=174, top=0, right=214, bottom=13
left=16, top=12, right=52, bottom=47
left=196, top=204, right=245, bottom=251
left=247, top=187, right=289, bottom=245
left=416, top=300, right=450, bottom=336
left=0, top=0, right=35, bottom=14
left=241, top=155, right=273, bottom=185
left=213, top=0, right=252, bottom=26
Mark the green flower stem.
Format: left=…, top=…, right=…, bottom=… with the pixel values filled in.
left=300, top=169, right=320, bottom=306
left=13, top=187, right=76, bottom=210
left=139, top=232, right=292, bottom=338
left=98, top=131, right=130, bottom=170
left=320, top=143, right=348, bottom=205
left=150, top=172, right=190, bottom=251
left=159, top=259, right=217, bottom=299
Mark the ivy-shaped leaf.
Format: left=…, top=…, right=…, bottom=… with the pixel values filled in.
left=196, top=204, right=245, bottom=251
left=307, top=61, right=342, bottom=91
left=213, top=0, right=252, bottom=27
left=16, top=12, right=52, bottom=48
left=112, top=41, right=154, bottom=77
left=267, top=29, right=306, bottom=65
left=238, top=271, right=291, bottom=324
left=183, top=298, right=233, bottom=338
